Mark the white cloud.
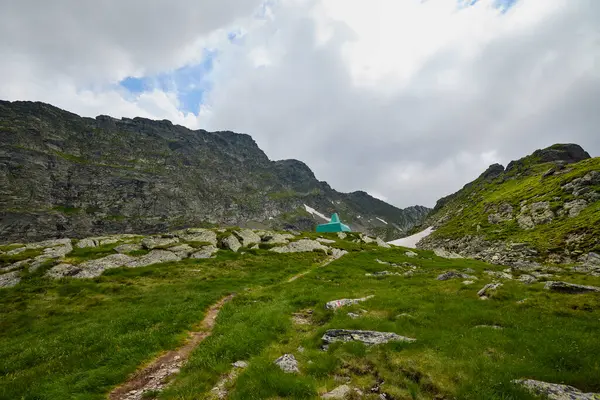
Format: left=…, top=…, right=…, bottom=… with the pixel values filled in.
left=1, top=0, right=599, bottom=208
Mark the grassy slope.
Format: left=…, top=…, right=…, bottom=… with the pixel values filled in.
left=1, top=236, right=600, bottom=399
left=427, top=157, right=600, bottom=256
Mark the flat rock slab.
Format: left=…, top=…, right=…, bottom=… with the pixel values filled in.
left=48, top=254, right=135, bottom=278
left=544, top=281, right=600, bottom=294
left=191, top=245, right=219, bottom=259
left=176, top=229, right=218, bottom=246
left=321, top=384, right=357, bottom=399
left=270, top=239, right=329, bottom=254
left=437, top=271, right=476, bottom=281
left=322, top=329, right=416, bottom=345
left=434, top=248, right=463, bottom=259
left=142, top=237, right=179, bottom=250
left=325, top=295, right=374, bottom=310
left=478, top=282, right=503, bottom=299
left=274, top=354, right=299, bottom=373
left=126, top=250, right=181, bottom=268
left=115, top=243, right=143, bottom=254
left=514, top=379, right=600, bottom=400
left=0, top=271, right=21, bottom=288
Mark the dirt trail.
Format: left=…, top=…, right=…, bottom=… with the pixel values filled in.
left=109, top=294, right=235, bottom=400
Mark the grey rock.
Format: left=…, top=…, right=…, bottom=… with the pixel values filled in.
left=347, top=312, right=360, bottom=319
left=322, top=329, right=416, bottom=345
left=517, top=214, right=535, bottom=230
left=477, top=282, right=503, bottom=299
left=485, top=270, right=513, bottom=280
left=433, top=248, right=463, bottom=259
left=360, top=235, right=376, bottom=244
left=270, top=239, right=329, bottom=254
left=487, top=203, right=514, bottom=224
left=581, top=252, right=600, bottom=267
left=518, top=274, right=538, bottom=284
left=544, top=281, right=600, bottom=294
left=376, top=237, right=391, bottom=248
left=177, top=229, right=218, bottom=246
left=221, top=235, right=242, bottom=252
left=0, top=271, right=21, bottom=288
left=141, top=236, right=179, bottom=250
left=405, top=251, right=418, bottom=258
left=530, top=201, right=554, bottom=224
left=462, top=280, right=475, bottom=285
left=126, top=250, right=181, bottom=268
left=274, top=354, right=299, bottom=373
left=76, top=238, right=99, bottom=248
left=262, top=233, right=295, bottom=245
left=6, top=247, right=27, bottom=255
left=168, top=244, right=195, bottom=258
left=336, top=232, right=347, bottom=240
left=235, top=229, right=262, bottom=247
left=231, top=361, right=248, bottom=369
left=325, top=295, right=374, bottom=310
left=437, top=271, right=475, bottom=281
left=191, top=245, right=219, bottom=259
left=321, top=384, right=352, bottom=399
left=48, top=254, right=135, bottom=278
left=563, top=199, right=588, bottom=218
left=1, top=259, right=30, bottom=273
left=115, top=243, right=143, bottom=254
left=365, top=271, right=401, bottom=277
left=514, top=379, right=600, bottom=400
left=25, top=238, right=72, bottom=250
left=317, top=238, right=336, bottom=244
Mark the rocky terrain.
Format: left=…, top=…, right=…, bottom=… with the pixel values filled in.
left=1, top=227, right=599, bottom=399
left=0, top=100, right=429, bottom=243
left=417, top=144, right=599, bottom=271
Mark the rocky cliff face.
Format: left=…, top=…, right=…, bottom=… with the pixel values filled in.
left=0, top=100, right=429, bottom=243
left=418, top=144, right=599, bottom=268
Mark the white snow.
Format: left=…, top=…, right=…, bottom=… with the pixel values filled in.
left=304, top=204, right=330, bottom=221
left=376, top=217, right=388, bottom=225
left=388, top=227, right=434, bottom=249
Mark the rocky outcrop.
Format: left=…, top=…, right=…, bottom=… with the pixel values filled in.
left=141, top=237, right=179, bottom=250
left=506, top=143, right=591, bottom=173
left=322, top=329, right=416, bottom=345
left=221, top=236, right=242, bottom=253
left=0, top=271, right=20, bottom=288
left=436, top=271, right=475, bottom=281
left=270, top=239, right=329, bottom=254
left=47, top=254, right=135, bottom=278
left=126, top=250, right=182, bottom=268
left=191, top=245, right=219, bottom=259
left=514, top=379, right=600, bottom=400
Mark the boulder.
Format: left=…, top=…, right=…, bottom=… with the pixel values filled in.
left=530, top=201, right=554, bottom=224
left=487, top=203, right=514, bottom=224
left=274, top=354, right=299, bottom=373
left=317, top=238, right=336, bottom=244
left=321, top=385, right=353, bottom=399
left=514, top=379, right=599, bottom=400
left=6, top=247, right=26, bottom=255
left=221, top=235, right=242, bottom=252
left=270, top=239, right=329, bottom=254
left=48, top=254, right=135, bottom=278
left=563, top=199, right=588, bottom=218
left=325, top=295, right=374, bottom=310
left=405, top=251, right=418, bottom=258
left=262, top=233, right=295, bottom=245
left=433, top=248, right=463, bottom=259
left=544, top=281, right=600, bottom=294
left=126, top=250, right=181, bottom=268
left=76, top=238, right=99, bottom=248
left=517, top=214, right=535, bottom=230
left=235, top=229, right=262, bottom=247
left=231, top=361, right=248, bottom=369
left=360, top=235, right=375, bottom=244
left=0, top=271, right=20, bottom=288
left=168, top=244, right=195, bottom=258
left=115, top=243, right=143, bottom=254
left=322, top=329, right=416, bottom=345
left=177, top=229, right=218, bottom=246
left=337, top=232, right=347, bottom=240
left=437, top=271, right=475, bottom=281
left=485, top=270, right=513, bottom=280
left=141, top=236, right=179, bottom=250
left=191, top=245, right=219, bottom=259
left=518, top=274, right=537, bottom=284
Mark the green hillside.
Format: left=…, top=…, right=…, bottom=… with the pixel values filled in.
left=1, top=229, right=599, bottom=399
left=419, top=145, right=600, bottom=266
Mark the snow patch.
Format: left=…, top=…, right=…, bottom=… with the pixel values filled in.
left=388, top=227, right=434, bottom=249
left=376, top=217, right=388, bottom=225
left=304, top=204, right=329, bottom=221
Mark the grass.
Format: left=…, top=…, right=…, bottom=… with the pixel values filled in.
left=1, top=243, right=599, bottom=399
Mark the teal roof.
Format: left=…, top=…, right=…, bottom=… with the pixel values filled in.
left=316, top=213, right=351, bottom=233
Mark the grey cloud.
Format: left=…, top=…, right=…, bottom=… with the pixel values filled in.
left=202, top=1, right=600, bottom=207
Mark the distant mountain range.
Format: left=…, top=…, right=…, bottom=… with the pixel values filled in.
left=0, top=100, right=430, bottom=243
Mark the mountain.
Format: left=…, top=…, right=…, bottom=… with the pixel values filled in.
left=417, top=143, right=600, bottom=267
left=0, top=100, right=429, bottom=243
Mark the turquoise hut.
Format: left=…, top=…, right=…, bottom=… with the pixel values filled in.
left=316, top=213, right=351, bottom=233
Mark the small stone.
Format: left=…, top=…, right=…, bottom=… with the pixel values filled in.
left=337, top=232, right=347, bottom=240
left=274, top=354, right=299, bottom=373
left=317, top=238, right=336, bottom=244
left=347, top=312, right=360, bottom=319
left=478, top=282, right=503, bottom=299
left=376, top=238, right=391, bottom=248
left=232, top=361, right=248, bottom=369
left=325, top=295, right=374, bottom=310
left=221, top=235, right=242, bottom=252
left=437, top=271, right=475, bottom=281
left=405, top=251, right=418, bottom=258
left=518, top=274, right=537, bottom=284
left=462, top=280, right=475, bottom=285
left=321, top=384, right=352, bottom=399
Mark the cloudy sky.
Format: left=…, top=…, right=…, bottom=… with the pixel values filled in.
left=1, top=0, right=599, bottom=208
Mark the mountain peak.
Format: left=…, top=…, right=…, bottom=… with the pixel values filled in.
left=506, top=143, right=591, bottom=173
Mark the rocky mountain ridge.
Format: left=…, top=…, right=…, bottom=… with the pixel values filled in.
left=417, top=143, right=599, bottom=270
left=0, top=100, right=429, bottom=243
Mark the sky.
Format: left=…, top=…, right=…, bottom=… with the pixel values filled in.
left=1, top=0, right=599, bottom=208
